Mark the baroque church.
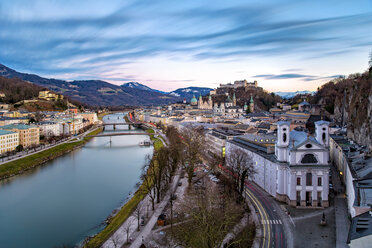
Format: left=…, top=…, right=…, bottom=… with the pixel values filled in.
left=227, top=120, right=330, bottom=207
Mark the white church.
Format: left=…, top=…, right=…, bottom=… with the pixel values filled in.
left=226, top=120, right=330, bottom=207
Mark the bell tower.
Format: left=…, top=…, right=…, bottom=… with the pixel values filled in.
left=315, top=120, right=330, bottom=147
left=276, top=121, right=290, bottom=162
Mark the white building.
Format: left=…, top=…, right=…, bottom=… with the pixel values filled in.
left=226, top=120, right=330, bottom=207
left=36, top=121, right=61, bottom=137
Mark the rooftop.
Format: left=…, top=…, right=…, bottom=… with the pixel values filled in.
left=0, top=124, right=37, bottom=130
left=0, top=129, right=17, bottom=135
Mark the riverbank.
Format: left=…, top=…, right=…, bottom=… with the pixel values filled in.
left=85, top=127, right=164, bottom=248
left=98, top=112, right=109, bottom=121
left=0, top=128, right=103, bottom=180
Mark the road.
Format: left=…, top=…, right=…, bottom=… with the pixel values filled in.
left=219, top=164, right=287, bottom=248
left=245, top=182, right=287, bottom=248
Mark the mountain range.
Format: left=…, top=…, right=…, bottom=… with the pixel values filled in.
left=0, top=64, right=212, bottom=106
left=274, top=90, right=315, bottom=99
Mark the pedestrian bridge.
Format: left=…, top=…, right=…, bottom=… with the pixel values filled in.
left=86, top=132, right=150, bottom=138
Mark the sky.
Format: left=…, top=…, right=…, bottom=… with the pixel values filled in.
left=1, top=0, right=372, bottom=92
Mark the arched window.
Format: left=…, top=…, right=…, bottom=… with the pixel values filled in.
left=283, top=133, right=287, bottom=143
left=301, top=154, right=318, bottom=164
left=322, top=133, right=326, bottom=143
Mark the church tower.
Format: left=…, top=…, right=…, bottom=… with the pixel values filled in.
left=198, top=94, right=203, bottom=109
left=233, top=92, right=236, bottom=106
left=243, top=102, right=248, bottom=112
left=275, top=121, right=290, bottom=162
left=208, top=94, right=213, bottom=109
left=249, top=95, right=254, bottom=113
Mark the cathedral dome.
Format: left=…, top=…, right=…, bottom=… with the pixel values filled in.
left=190, top=95, right=197, bottom=105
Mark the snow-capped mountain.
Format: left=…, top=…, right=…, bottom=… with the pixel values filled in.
left=121, top=82, right=212, bottom=100
left=274, top=90, right=315, bottom=99
left=169, top=87, right=213, bottom=100
left=121, top=82, right=167, bottom=94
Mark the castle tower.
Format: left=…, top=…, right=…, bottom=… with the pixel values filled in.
left=233, top=92, right=236, bottom=106
left=249, top=95, right=254, bottom=113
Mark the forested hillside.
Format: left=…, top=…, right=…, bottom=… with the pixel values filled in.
left=312, top=71, right=372, bottom=151
left=0, top=76, right=43, bottom=103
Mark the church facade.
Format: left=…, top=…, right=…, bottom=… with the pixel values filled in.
left=226, top=120, right=330, bottom=207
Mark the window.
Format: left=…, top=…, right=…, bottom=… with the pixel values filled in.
left=317, top=177, right=322, bottom=186
left=322, top=133, right=326, bottom=143
left=306, top=173, right=312, bottom=186
left=305, top=144, right=312, bottom=148
left=301, top=154, right=318, bottom=164
left=283, top=133, right=287, bottom=143
left=297, top=177, right=301, bottom=186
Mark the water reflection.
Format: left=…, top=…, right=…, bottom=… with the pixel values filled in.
left=0, top=113, right=153, bottom=248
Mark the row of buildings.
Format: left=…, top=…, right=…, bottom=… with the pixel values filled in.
left=135, top=101, right=334, bottom=208
left=0, top=111, right=99, bottom=154
left=134, top=87, right=372, bottom=245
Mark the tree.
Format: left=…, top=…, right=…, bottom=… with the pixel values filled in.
left=123, top=218, right=134, bottom=244
left=226, top=148, right=256, bottom=196
left=170, top=185, right=245, bottom=248
left=15, top=144, right=23, bottom=152
left=110, top=233, right=121, bottom=248
left=140, top=155, right=156, bottom=210
left=134, top=201, right=144, bottom=231
left=181, top=127, right=205, bottom=186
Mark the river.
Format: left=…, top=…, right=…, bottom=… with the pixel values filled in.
left=0, top=113, right=153, bottom=248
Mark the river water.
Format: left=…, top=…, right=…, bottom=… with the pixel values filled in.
left=0, top=113, right=153, bottom=248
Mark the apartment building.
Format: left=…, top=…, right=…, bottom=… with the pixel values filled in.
left=0, top=124, right=40, bottom=148
left=0, top=130, right=19, bottom=154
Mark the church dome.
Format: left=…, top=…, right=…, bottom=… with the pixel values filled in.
left=190, top=95, right=197, bottom=105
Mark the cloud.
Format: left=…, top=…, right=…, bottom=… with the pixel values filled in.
left=254, top=73, right=317, bottom=80
left=254, top=73, right=345, bottom=82
left=0, top=0, right=371, bottom=86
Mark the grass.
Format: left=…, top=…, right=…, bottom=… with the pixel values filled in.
left=85, top=186, right=147, bottom=248
left=98, top=112, right=109, bottom=121
left=0, top=128, right=102, bottom=180
left=146, top=128, right=164, bottom=150
left=85, top=128, right=164, bottom=247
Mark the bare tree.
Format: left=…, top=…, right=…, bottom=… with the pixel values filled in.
left=134, top=201, right=144, bottom=231
left=181, top=127, right=205, bottom=185
left=140, top=155, right=156, bottom=210
left=170, top=185, right=245, bottom=248
left=123, top=218, right=134, bottom=244
left=226, top=148, right=256, bottom=196
left=110, top=233, right=121, bottom=248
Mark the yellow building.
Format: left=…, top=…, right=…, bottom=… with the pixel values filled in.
left=38, top=90, right=64, bottom=101
left=0, top=130, right=19, bottom=154
left=3, top=111, right=30, bottom=118
left=0, top=124, right=40, bottom=148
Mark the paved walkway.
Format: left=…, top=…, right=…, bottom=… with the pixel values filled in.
left=129, top=170, right=181, bottom=248
left=101, top=169, right=181, bottom=248
left=331, top=164, right=350, bottom=248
